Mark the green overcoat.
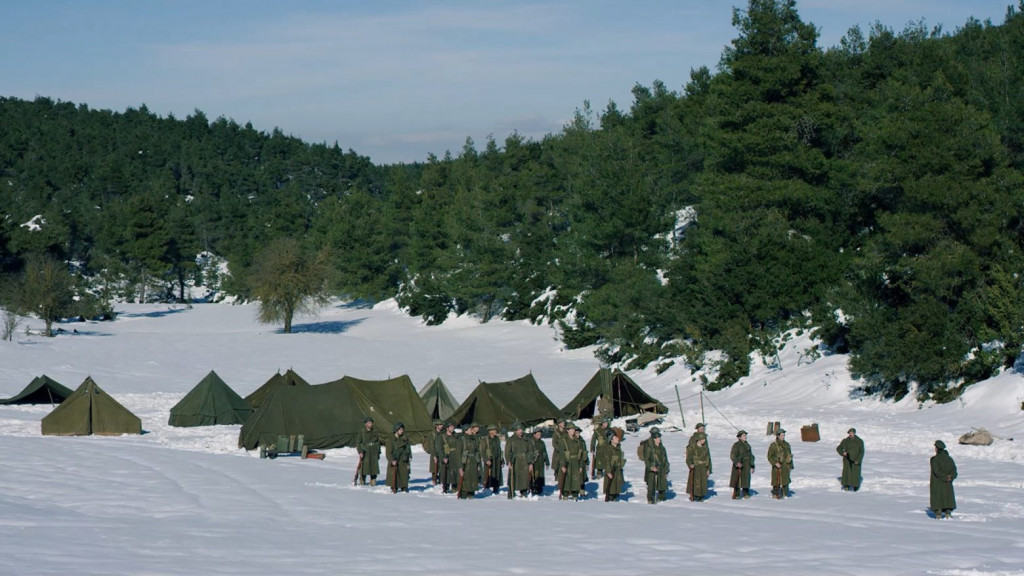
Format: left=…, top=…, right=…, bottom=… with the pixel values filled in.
left=590, top=425, right=610, bottom=472
left=767, top=439, right=794, bottom=487
left=599, top=442, right=626, bottom=496
left=686, top=442, right=711, bottom=499
left=643, top=439, right=670, bottom=494
left=458, top=433, right=482, bottom=496
left=504, top=433, right=533, bottom=491
left=385, top=433, right=412, bottom=491
left=729, top=439, right=754, bottom=490
left=356, top=427, right=382, bottom=476
left=529, top=435, right=549, bottom=483
left=930, top=449, right=958, bottom=512
left=559, top=435, right=589, bottom=495
left=837, top=435, right=865, bottom=488
left=484, top=433, right=504, bottom=487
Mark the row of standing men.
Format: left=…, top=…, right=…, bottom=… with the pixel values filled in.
left=351, top=417, right=956, bottom=515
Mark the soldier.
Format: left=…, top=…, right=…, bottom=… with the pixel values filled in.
left=504, top=422, right=532, bottom=498
left=837, top=427, right=865, bottom=492
left=385, top=422, right=412, bottom=492
left=426, top=419, right=444, bottom=484
left=767, top=428, right=794, bottom=499
left=643, top=427, right=669, bottom=504
left=686, top=422, right=712, bottom=498
left=686, top=432, right=711, bottom=501
left=356, top=417, right=381, bottom=486
left=729, top=430, right=754, bottom=499
left=436, top=422, right=458, bottom=493
left=600, top=431, right=626, bottom=502
left=528, top=428, right=549, bottom=496
left=930, top=440, right=958, bottom=519
left=483, top=424, right=504, bottom=494
left=550, top=418, right=568, bottom=472
left=590, top=417, right=611, bottom=478
left=559, top=423, right=589, bottom=500
left=458, top=423, right=482, bottom=499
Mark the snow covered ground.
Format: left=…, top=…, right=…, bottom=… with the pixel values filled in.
left=2, top=301, right=1023, bottom=575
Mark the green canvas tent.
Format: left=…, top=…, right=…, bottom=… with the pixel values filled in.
left=418, top=377, right=458, bottom=421
left=41, top=377, right=142, bottom=436
left=168, top=370, right=253, bottom=427
left=1, top=374, right=73, bottom=405
left=238, top=374, right=434, bottom=450
left=447, top=373, right=562, bottom=429
left=561, top=368, right=668, bottom=419
left=243, top=369, right=310, bottom=410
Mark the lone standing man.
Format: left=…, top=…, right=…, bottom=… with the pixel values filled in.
left=930, top=440, right=958, bottom=519
left=837, top=428, right=865, bottom=492
left=767, top=428, right=794, bottom=499
left=729, top=430, right=754, bottom=499
left=356, top=417, right=381, bottom=486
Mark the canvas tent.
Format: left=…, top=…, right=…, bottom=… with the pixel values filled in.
left=561, top=368, right=668, bottom=419
left=1, top=374, right=73, bottom=405
left=418, top=377, right=458, bottom=421
left=168, top=370, right=253, bottom=427
left=238, top=374, right=434, bottom=450
left=244, top=369, right=310, bottom=410
left=41, top=377, right=142, bottom=436
left=447, top=374, right=562, bottom=429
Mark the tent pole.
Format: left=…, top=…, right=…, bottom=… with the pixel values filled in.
left=674, top=385, right=685, bottom=428
left=699, top=390, right=706, bottom=426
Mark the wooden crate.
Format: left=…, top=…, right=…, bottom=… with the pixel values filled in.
left=800, top=424, right=820, bottom=442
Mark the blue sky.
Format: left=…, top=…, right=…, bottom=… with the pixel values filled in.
left=1, top=1, right=1014, bottom=164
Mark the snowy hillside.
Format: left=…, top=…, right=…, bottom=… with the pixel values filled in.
left=2, top=301, right=1023, bottom=575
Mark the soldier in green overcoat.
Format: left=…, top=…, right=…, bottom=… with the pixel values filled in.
left=559, top=423, right=589, bottom=500
left=528, top=428, right=549, bottom=496
left=483, top=424, right=504, bottom=494
left=426, top=420, right=443, bottom=484
left=686, top=432, right=711, bottom=501
left=356, top=417, right=382, bottom=486
left=551, top=418, right=567, bottom=472
left=385, top=422, right=412, bottom=492
left=837, top=428, right=865, bottom=491
left=729, top=430, right=754, bottom=499
left=436, top=422, right=458, bottom=493
left=599, top=432, right=625, bottom=501
left=686, top=422, right=711, bottom=497
left=504, top=422, right=532, bottom=497
left=930, top=440, right=958, bottom=519
left=457, top=423, right=482, bottom=499
left=767, top=429, right=794, bottom=499
left=643, top=428, right=669, bottom=504
left=590, top=417, right=611, bottom=477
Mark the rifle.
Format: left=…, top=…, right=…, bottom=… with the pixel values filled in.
left=688, top=467, right=695, bottom=501
left=352, top=453, right=364, bottom=486
left=485, top=461, right=492, bottom=491
left=456, top=468, right=465, bottom=498
left=391, top=460, right=399, bottom=493
left=557, top=467, right=566, bottom=500
left=590, top=450, right=596, bottom=480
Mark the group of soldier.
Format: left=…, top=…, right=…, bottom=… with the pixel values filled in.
left=350, top=416, right=957, bottom=517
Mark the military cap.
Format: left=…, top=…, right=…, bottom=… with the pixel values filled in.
left=487, top=424, right=498, bottom=431
left=695, top=422, right=706, bottom=429
left=565, top=422, right=578, bottom=431
left=736, top=430, right=748, bottom=437
left=445, top=421, right=455, bottom=428
left=512, top=421, right=524, bottom=430
left=776, top=428, right=786, bottom=435
left=556, top=418, right=566, bottom=424
left=393, top=421, right=405, bottom=432
left=469, top=422, right=480, bottom=429
left=433, top=419, right=443, bottom=426
left=935, top=440, right=946, bottom=449
left=532, top=428, right=543, bottom=435
left=650, top=428, right=662, bottom=438
left=848, top=428, right=856, bottom=434
left=363, top=417, right=374, bottom=424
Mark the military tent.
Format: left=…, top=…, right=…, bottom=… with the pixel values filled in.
left=168, top=370, right=253, bottom=427
left=447, top=373, right=562, bottom=429
left=238, top=374, right=434, bottom=450
left=1, top=374, right=73, bottom=405
left=561, top=368, right=668, bottom=419
left=41, top=377, right=142, bottom=436
left=418, top=377, right=458, bottom=421
left=243, top=369, right=310, bottom=410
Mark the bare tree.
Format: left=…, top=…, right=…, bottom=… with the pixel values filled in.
left=249, top=238, right=331, bottom=333
left=15, top=254, right=76, bottom=337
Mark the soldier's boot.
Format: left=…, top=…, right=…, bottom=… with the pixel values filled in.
left=604, top=494, right=610, bottom=502
left=743, top=488, right=751, bottom=499
left=359, top=475, right=367, bottom=485
left=852, top=486, right=859, bottom=492
left=732, top=488, right=740, bottom=499
left=783, top=485, right=789, bottom=498
left=659, top=491, right=667, bottom=502
left=520, top=489, right=528, bottom=497
left=369, top=477, right=377, bottom=487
